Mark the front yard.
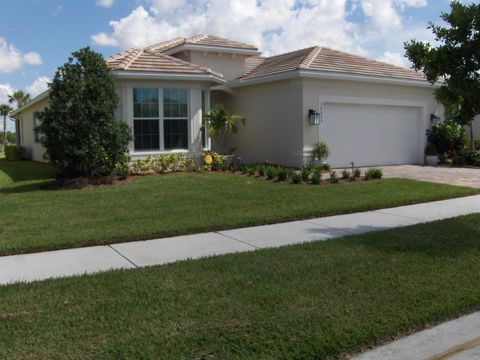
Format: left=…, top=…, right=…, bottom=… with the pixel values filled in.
left=1, top=214, right=480, bottom=358
left=0, top=158, right=478, bottom=255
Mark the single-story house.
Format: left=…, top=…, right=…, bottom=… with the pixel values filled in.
left=12, top=34, right=445, bottom=168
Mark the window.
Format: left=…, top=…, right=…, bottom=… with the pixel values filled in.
left=163, top=88, right=188, bottom=150
left=33, top=112, right=41, bottom=143
left=133, top=88, right=159, bottom=151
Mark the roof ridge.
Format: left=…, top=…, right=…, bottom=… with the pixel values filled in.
left=186, top=33, right=208, bottom=44
left=145, top=36, right=186, bottom=52
left=264, top=46, right=317, bottom=60
left=299, top=46, right=322, bottom=69
left=118, top=48, right=143, bottom=70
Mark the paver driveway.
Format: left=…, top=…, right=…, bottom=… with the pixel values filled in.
left=376, top=165, right=480, bottom=188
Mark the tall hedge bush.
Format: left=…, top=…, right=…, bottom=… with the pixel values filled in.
left=39, top=47, right=131, bottom=177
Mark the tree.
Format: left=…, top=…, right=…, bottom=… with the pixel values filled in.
left=8, top=90, right=31, bottom=108
left=0, top=104, right=12, bottom=151
left=39, top=47, right=132, bottom=177
left=404, top=1, right=480, bottom=149
left=203, top=103, right=245, bottom=152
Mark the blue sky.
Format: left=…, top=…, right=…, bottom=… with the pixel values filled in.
left=0, top=0, right=457, bottom=114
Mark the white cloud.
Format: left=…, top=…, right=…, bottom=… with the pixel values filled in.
left=377, top=51, right=410, bottom=68
left=0, top=38, right=42, bottom=73
left=26, top=76, right=50, bottom=97
left=23, top=52, right=42, bottom=65
left=91, top=0, right=429, bottom=60
left=96, top=0, right=114, bottom=8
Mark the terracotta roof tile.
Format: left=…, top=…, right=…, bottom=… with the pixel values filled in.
left=146, top=33, right=258, bottom=54
left=106, top=48, right=224, bottom=80
left=241, top=46, right=426, bottom=82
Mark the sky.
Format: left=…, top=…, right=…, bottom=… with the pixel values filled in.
left=0, top=0, right=461, bottom=130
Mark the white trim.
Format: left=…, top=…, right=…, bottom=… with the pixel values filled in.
left=164, top=44, right=260, bottom=56
left=112, top=71, right=226, bottom=84
left=229, top=69, right=441, bottom=89
left=11, top=90, right=50, bottom=116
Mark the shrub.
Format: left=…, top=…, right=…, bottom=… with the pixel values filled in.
left=130, top=154, right=194, bottom=175
left=240, top=165, right=248, bottom=174
left=425, top=142, right=438, bottom=156
left=5, top=145, right=26, bottom=161
left=341, top=170, right=350, bottom=179
left=460, top=149, right=480, bottom=166
left=312, top=141, right=329, bottom=162
left=475, top=139, right=480, bottom=150
left=201, top=151, right=229, bottom=171
left=365, top=168, right=383, bottom=180
left=291, top=171, right=302, bottom=184
left=265, top=166, right=278, bottom=180
left=451, top=156, right=466, bottom=166
left=247, top=166, right=256, bottom=176
left=312, top=172, right=321, bottom=185
left=301, top=168, right=310, bottom=182
left=39, top=47, right=132, bottom=177
left=277, top=167, right=291, bottom=181
left=427, top=121, right=467, bottom=157
left=321, top=163, right=331, bottom=171
left=330, top=171, right=339, bottom=183
left=258, top=165, right=266, bottom=177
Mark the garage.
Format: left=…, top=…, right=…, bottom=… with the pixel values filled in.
left=320, top=102, right=423, bottom=168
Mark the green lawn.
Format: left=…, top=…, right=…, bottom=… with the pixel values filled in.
left=1, top=214, right=480, bottom=359
left=0, top=157, right=477, bottom=255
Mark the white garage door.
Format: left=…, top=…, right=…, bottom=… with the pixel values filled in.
left=320, top=103, right=422, bottom=168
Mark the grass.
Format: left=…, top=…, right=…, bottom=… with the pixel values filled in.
left=1, top=214, right=480, bottom=359
left=0, top=158, right=478, bottom=255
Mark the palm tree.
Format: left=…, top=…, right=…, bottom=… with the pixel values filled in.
left=8, top=90, right=31, bottom=108
left=203, top=104, right=246, bottom=153
left=0, top=104, right=13, bottom=151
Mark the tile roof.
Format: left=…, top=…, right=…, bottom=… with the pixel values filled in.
left=105, top=48, right=224, bottom=80
left=241, top=46, right=426, bottom=82
left=146, top=34, right=258, bottom=53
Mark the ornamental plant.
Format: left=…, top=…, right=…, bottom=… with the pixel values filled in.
left=39, top=47, right=132, bottom=177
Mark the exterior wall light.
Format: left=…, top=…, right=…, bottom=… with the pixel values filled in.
left=430, top=114, right=441, bottom=125
left=309, top=109, right=321, bottom=125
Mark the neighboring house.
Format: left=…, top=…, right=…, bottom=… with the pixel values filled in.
left=12, top=34, right=444, bottom=168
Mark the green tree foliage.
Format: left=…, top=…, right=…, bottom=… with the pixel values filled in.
left=405, top=1, right=480, bottom=147
left=0, top=104, right=13, bottom=150
left=8, top=90, right=31, bottom=109
left=39, top=47, right=132, bottom=177
left=203, top=103, right=245, bottom=153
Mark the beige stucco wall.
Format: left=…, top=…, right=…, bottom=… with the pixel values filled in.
left=16, top=97, right=49, bottom=162
left=302, top=78, right=442, bottom=163
left=473, top=116, right=480, bottom=140
left=188, top=51, right=249, bottom=81
left=218, top=79, right=304, bottom=166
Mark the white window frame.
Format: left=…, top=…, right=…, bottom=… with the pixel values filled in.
left=132, top=87, right=191, bottom=154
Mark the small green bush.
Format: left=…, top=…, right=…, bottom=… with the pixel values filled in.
left=353, top=168, right=361, bottom=178
left=247, top=166, right=256, bottom=176
left=451, top=156, right=466, bottom=166
left=277, top=167, right=291, bottom=181
left=341, top=170, right=350, bottom=179
left=330, top=171, right=339, bottom=184
left=365, top=168, right=383, bottom=180
left=258, top=165, right=266, bottom=177
left=321, top=163, right=331, bottom=171
left=301, top=168, right=310, bottom=182
left=130, top=154, right=194, bottom=175
left=291, top=172, right=302, bottom=184
left=5, top=145, right=26, bottom=161
left=460, top=149, right=480, bottom=166
left=265, top=166, right=278, bottom=180
left=201, top=151, right=229, bottom=170
left=312, top=173, right=321, bottom=185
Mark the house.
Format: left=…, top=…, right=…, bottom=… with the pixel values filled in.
left=12, top=34, right=443, bottom=168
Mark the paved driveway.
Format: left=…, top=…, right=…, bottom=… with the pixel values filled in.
left=378, top=165, right=480, bottom=188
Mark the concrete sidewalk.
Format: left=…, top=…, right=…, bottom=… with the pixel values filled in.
left=353, top=312, right=480, bottom=360
left=1, top=195, right=480, bottom=286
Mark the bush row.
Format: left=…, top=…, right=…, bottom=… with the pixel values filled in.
left=4, top=145, right=26, bottom=161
